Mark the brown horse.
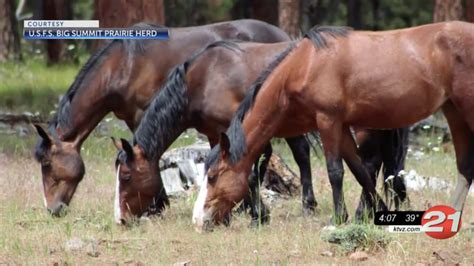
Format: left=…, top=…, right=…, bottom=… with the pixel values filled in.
left=113, top=41, right=316, bottom=225
left=193, top=21, right=474, bottom=231
left=114, top=40, right=408, bottom=225
left=33, top=20, right=290, bottom=216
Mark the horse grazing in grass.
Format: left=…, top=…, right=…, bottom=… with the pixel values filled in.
left=193, top=21, right=474, bottom=231
left=114, top=40, right=408, bottom=225
left=32, top=20, right=291, bottom=216
left=113, top=41, right=312, bottom=225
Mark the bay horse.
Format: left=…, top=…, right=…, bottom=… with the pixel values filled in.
left=112, top=41, right=316, bottom=225
left=33, top=20, right=291, bottom=216
left=193, top=21, right=474, bottom=231
left=114, top=40, right=408, bottom=225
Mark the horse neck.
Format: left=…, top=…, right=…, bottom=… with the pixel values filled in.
left=239, top=77, right=288, bottom=169
left=58, top=67, right=122, bottom=148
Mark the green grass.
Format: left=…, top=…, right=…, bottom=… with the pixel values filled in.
left=0, top=59, right=80, bottom=114
left=321, top=224, right=393, bottom=253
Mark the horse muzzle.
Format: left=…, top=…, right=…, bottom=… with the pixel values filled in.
left=47, top=201, right=68, bottom=217
left=193, top=217, right=214, bottom=233
left=192, top=209, right=214, bottom=233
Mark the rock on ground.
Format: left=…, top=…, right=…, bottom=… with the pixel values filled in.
left=159, top=142, right=301, bottom=202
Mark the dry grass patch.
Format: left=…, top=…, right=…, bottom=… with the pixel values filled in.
left=0, top=135, right=473, bottom=264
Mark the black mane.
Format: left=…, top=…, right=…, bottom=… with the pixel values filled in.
left=132, top=40, right=242, bottom=162
left=304, top=25, right=351, bottom=49
left=205, top=44, right=296, bottom=170
left=205, top=26, right=351, bottom=170
left=35, top=23, right=165, bottom=162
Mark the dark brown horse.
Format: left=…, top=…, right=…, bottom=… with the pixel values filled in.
left=114, top=40, right=408, bottom=225
left=113, top=41, right=316, bottom=225
left=194, top=21, right=474, bottom=231
left=33, top=20, right=291, bottom=216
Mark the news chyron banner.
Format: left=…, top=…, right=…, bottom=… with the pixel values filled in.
left=24, top=20, right=169, bottom=40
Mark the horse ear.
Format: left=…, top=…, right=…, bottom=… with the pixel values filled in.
left=219, top=132, right=231, bottom=160
left=33, top=124, right=52, bottom=145
left=120, top=138, right=135, bottom=161
left=111, top=137, right=123, bottom=150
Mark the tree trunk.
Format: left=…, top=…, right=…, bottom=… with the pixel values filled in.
left=371, top=0, right=380, bottom=30
left=93, top=0, right=165, bottom=50
left=279, top=0, right=300, bottom=37
left=252, top=0, right=278, bottom=25
left=466, top=0, right=474, bottom=22
left=94, top=0, right=165, bottom=28
left=347, top=0, right=363, bottom=29
left=0, top=0, right=21, bottom=62
left=433, top=0, right=463, bottom=22
left=43, top=0, right=74, bottom=65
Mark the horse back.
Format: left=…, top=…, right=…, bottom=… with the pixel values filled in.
left=184, top=41, right=291, bottom=131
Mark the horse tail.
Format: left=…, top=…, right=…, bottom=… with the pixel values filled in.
left=382, top=127, right=409, bottom=209
left=304, top=131, right=323, bottom=158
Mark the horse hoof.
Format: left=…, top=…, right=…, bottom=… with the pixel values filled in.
left=302, top=200, right=318, bottom=217
left=248, top=216, right=270, bottom=228
left=303, top=206, right=320, bottom=217
left=303, top=208, right=315, bottom=217
left=249, top=220, right=260, bottom=229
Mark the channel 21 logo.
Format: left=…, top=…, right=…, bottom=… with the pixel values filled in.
left=421, top=205, right=462, bottom=239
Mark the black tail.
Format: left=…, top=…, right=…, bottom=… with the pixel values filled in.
left=382, top=128, right=409, bottom=209
left=304, top=131, right=323, bottom=158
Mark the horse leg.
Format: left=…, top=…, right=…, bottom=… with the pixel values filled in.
left=317, top=116, right=348, bottom=224
left=380, top=128, right=409, bottom=210
left=285, top=136, right=317, bottom=216
left=442, top=102, right=474, bottom=211
left=354, top=130, right=383, bottom=218
left=340, top=127, right=388, bottom=221
left=248, top=144, right=272, bottom=227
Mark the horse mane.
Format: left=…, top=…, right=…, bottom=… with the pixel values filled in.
left=34, top=23, right=165, bottom=162
left=205, top=44, right=296, bottom=170
left=49, top=23, right=165, bottom=132
left=132, top=40, right=242, bottom=162
left=304, top=25, right=351, bottom=49
left=204, top=26, right=351, bottom=169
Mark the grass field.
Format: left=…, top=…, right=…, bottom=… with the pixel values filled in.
left=1, top=59, right=473, bottom=264
left=0, top=130, right=473, bottom=265
left=0, top=59, right=80, bottom=115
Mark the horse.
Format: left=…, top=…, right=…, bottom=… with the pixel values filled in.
left=32, top=19, right=291, bottom=216
left=193, top=21, right=474, bottom=231
left=114, top=40, right=408, bottom=225
left=112, top=41, right=316, bottom=225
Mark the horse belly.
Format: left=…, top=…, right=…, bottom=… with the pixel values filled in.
left=345, top=79, right=446, bottom=129
left=342, top=39, right=447, bottom=128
